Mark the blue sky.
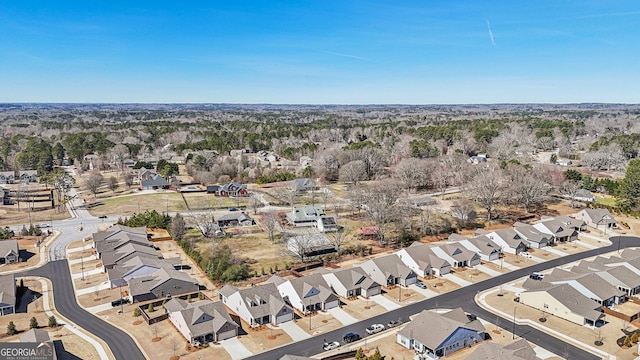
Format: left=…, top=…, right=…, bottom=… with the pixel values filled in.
left=1, top=1, right=639, bottom=104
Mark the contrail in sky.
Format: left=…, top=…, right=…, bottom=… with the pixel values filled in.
left=486, top=19, right=496, bottom=46
left=324, top=51, right=371, bottom=61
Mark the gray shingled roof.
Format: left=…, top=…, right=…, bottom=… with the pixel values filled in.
left=165, top=298, right=238, bottom=338
left=398, top=308, right=485, bottom=351
left=19, top=328, right=50, bottom=344
left=328, top=267, right=379, bottom=291
left=545, top=284, right=603, bottom=321
left=0, top=239, right=19, bottom=259
left=513, top=224, right=549, bottom=244
left=404, top=243, right=450, bottom=270
left=287, top=273, right=339, bottom=307
left=0, top=274, right=16, bottom=308
left=467, top=338, right=541, bottom=360
left=220, top=283, right=288, bottom=321
left=370, top=253, right=417, bottom=279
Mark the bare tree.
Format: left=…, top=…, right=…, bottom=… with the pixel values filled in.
left=561, top=180, right=582, bottom=208
left=395, top=158, right=431, bottom=192
left=506, top=165, right=551, bottom=213
left=326, top=227, right=348, bottom=252
left=450, top=200, right=477, bottom=228
left=85, top=172, right=104, bottom=198
left=248, top=195, right=263, bottom=215
left=108, top=144, right=130, bottom=170
left=339, top=160, right=368, bottom=185
left=262, top=211, right=278, bottom=243
left=285, top=232, right=315, bottom=262
left=122, top=171, right=134, bottom=189
left=360, top=180, right=400, bottom=246
left=107, top=176, right=119, bottom=192
left=465, top=164, right=505, bottom=220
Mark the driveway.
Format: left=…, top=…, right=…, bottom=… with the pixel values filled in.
left=475, top=264, right=502, bottom=277
left=327, top=307, right=358, bottom=325
left=490, top=259, right=520, bottom=271
left=443, top=273, right=472, bottom=287
left=273, top=322, right=311, bottom=341
left=369, top=295, right=401, bottom=310
left=220, top=336, right=253, bottom=360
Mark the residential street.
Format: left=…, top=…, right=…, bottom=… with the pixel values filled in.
left=246, top=236, right=638, bottom=360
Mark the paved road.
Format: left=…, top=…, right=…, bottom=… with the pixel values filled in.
left=247, top=236, right=639, bottom=360
left=25, top=260, right=147, bottom=360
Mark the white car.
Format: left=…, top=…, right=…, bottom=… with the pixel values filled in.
left=323, top=341, right=340, bottom=351
left=521, top=252, right=532, bottom=258
left=365, top=323, right=385, bottom=335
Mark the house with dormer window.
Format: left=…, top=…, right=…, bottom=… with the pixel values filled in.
left=218, top=283, right=294, bottom=327
left=320, top=267, right=381, bottom=299
left=165, top=298, right=238, bottom=345
left=266, top=273, right=339, bottom=314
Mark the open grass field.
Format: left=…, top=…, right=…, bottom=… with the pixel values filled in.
left=85, top=192, right=186, bottom=216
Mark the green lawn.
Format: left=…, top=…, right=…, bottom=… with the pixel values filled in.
left=596, top=196, right=617, bottom=207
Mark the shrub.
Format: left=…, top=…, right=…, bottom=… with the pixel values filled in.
left=7, top=321, right=16, bottom=335
left=133, top=307, right=141, bottom=317
left=147, top=304, right=154, bottom=313
left=30, top=317, right=39, bottom=329
left=48, top=316, right=57, bottom=328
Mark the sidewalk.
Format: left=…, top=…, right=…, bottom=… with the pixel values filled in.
left=544, top=247, right=568, bottom=257
left=574, top=240, right=598, bottom=250
left=475, top=264, right=502, bottom=277
left=490, top=259, right=520, bottom=271
left=76, top=281, right=112, bottom=296
left=71, top=267, right=103, bottom=280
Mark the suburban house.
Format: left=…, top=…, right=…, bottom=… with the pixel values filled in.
left=573, top=208, right=618, bottom=231
left=0, top=274, right=16, bottom=316
left=467, top=338, right=541, bottom=360
left=396, top=243, right=451, bottom=277
left=19, top=170, right=38, bottom=183
left=107, top=255, right=181, bottom=288
left=197, top=222, right=224, bottom=238
left=0, top=239, right=20, bottom=264
left=165, top=298, right=239, bottom=345
left=513, top=223, right=552, bottom=248
left=540, top=215, right=587, bottom=232
left=397, top=308, right=486, bottom=359
left=448, top=234, right=501, bottom=262
left=266, top=274, right=340, bottom=314
left=572, top=189, right=596, bottom=202
left=533, top=219, right=578, bottom=242
left=127, top=267, right=199, bottom=303
left=140, top=174, right=170, bottom=190
left=218, top=182, right=248, bottom=197
left=320, top=267, right=381, bottom=299
left=477, top=228, right=528, bottom=255
left=289, top=178, right=318, bottom=192
left=286, top=233, right=336, bottom=259
left=218, top=283, right=294, bottom=327
left=100, top=242, right=162, bottom=272
left=556, top=159, right=572, bottom=166
left=317, top=216, right=338, bottom=232
left=217, top=213, right=256, bottom=228
left=430, top=243, right=481, bottom=268
left=0, top=171, right=15, bottom=184
left=357, top=254, right=418, bottom=286
left=286, top=206, right=327, bottom=227
left=19, top=328, right=58, bottom=360
left=206, top=185, right=220, bottom=194
left=519, top=283, right=605, bottom=326
left=523, top=268, right=624, bottom=307
left=93, top=225, right=154, bottom=258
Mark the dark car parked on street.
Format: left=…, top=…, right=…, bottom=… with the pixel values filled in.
left=111, top=298, right=130, bottom=307
left=343, top=332, right=361, bottom=343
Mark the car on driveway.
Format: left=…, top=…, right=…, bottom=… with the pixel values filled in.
left=530, top=272, right=544, bottom=280
left=414, top=281, right=427, bottom=289
left=37, top=223, right=51, bottom=228
left=521, top=252, right=532, bottom=258
left=365, top=324, right=385, bottom=335
left=323, top=341, right=340, bottom=351
left=98, top=215, right=107, bottom=219
left=228, top=207, right=238, bottom=211
left=343, top=332, right=361, bottom=343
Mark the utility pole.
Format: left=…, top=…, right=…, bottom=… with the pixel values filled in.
left=512, top=307, right=517, bottom=339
